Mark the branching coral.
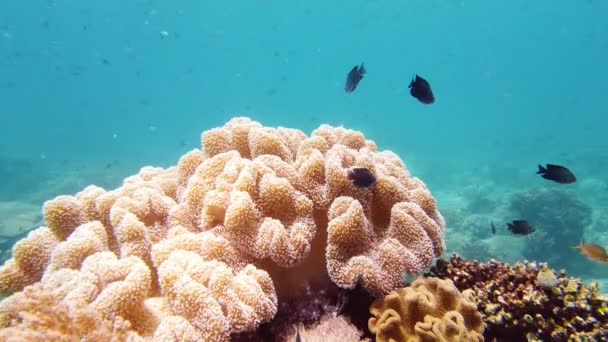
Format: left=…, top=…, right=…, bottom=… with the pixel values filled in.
left=368, top=277, right=484, bottom=342
left=429, top=254, right=608, bottom=341
left=0, top=117, right=444, bottom=339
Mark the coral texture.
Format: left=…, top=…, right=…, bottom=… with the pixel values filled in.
left=290, top=315, right=369, bottom=342
left=429, top=254, right=608, bottom=341
left=0, top=117, right=444, bottom=339
left=368, top=277, right=484, bottom=342
left=0, top=284, right=138, bottom=341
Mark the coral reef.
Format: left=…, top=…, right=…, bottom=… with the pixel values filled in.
left=509, top=187, right=592, bottom=272
left=290, top=315, right=369, bottom=342
left=0, top=117, right=444, bottom=339
left=429, top=254, right=608, bottom=341
left=0, top=284, right=137, bottom=341
left=232, top=280, right=376, bottom=341
left=368, top=277, right=484, bottom=342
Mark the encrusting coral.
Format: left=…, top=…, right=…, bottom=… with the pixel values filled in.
left=0, top=117, right=445, bottom=340
left=429, top=254, right=608, bottom=341
left=368, top=276, right=484, bottom=342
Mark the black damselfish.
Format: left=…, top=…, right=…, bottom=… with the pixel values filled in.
left=507, top=220, right=536, bottom=235
left=347, top=167, right=376, bottom=188
left=409, top=74, right=434, bottom=104
left=345, top=63, right=366, bottom=93
left=536, top=164, right=576, bottom=184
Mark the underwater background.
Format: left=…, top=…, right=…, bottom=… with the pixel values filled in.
left=1, top=0, right=608, bottom=296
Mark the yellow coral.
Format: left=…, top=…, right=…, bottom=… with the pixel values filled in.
left=369, top=277, right=484, bottom=342
left=0, top=117, right=445, bottom=339
left=157, top=250, right=277, bottom=340
left=178, top=117, right=445, bottom=296
left=0, top=227, right=58, bottom=293
left=43, top=195, right=87, bottom=240
left=47, top=221, right=109, bottom=272
left=0, top=284, right=139, bottom=341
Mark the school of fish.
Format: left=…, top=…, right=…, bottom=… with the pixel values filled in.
left=342, top=63, right=604, bottom=264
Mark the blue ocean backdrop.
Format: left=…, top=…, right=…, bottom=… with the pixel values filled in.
left=1, top=1, right=608, bottom=284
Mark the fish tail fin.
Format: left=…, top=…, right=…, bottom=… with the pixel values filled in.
left=346, top=169, right=355, bottom=180
left=537, top=164, right=547, bottom=174
left=359, top=63, right=366, bottom=74
left=572, top=240, right=584, bottom=250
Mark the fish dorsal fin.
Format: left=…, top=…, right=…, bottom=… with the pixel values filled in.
left=537, top=164, right=546, bottom=174
left=408, top=75, right=416, bottom=88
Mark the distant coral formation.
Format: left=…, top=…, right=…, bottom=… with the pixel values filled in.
left=368, top=276, right=484, bottom=342
left=0, top=117, right=444, bottom=339
left=509, top=187, right=592, bottom=271
left=429, top=254, right=608, bottom=341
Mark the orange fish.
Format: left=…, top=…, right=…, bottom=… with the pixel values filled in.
left=573, top=240, right=608, bottom=262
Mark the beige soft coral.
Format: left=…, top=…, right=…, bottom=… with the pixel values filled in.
left=180, top=117, right=445, bottom=295
left=0, top=117, right=444, bottom=339
left=368, top=277, right=485, bottom=342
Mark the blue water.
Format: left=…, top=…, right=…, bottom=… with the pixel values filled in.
left=1, top=1, right=608, bottom=279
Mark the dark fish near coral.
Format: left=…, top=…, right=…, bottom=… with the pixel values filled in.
left=536, top=164, right=576, bottom=184
left=344, top=63, right=365, bottom=93
left=408, top=74, right=434, bottom=104
left=507, top=220, right=535, bottom=235
left=573, top=240, right=608, bottom=262
left=491, top=222, right=496, bottom=234
left=347, top=167, right=376, bottom=188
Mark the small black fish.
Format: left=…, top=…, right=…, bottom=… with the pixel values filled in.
left=347, top=167, right=376, bottom=188
left=536, top=164, right=576, bottom=184
left=507, top=220, right=535, bottom=235
left=344, top=63, right=366, bottom=93
left=409, top=74, right=434, bottom=104
left=491, top=222, right=496, bottom=234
